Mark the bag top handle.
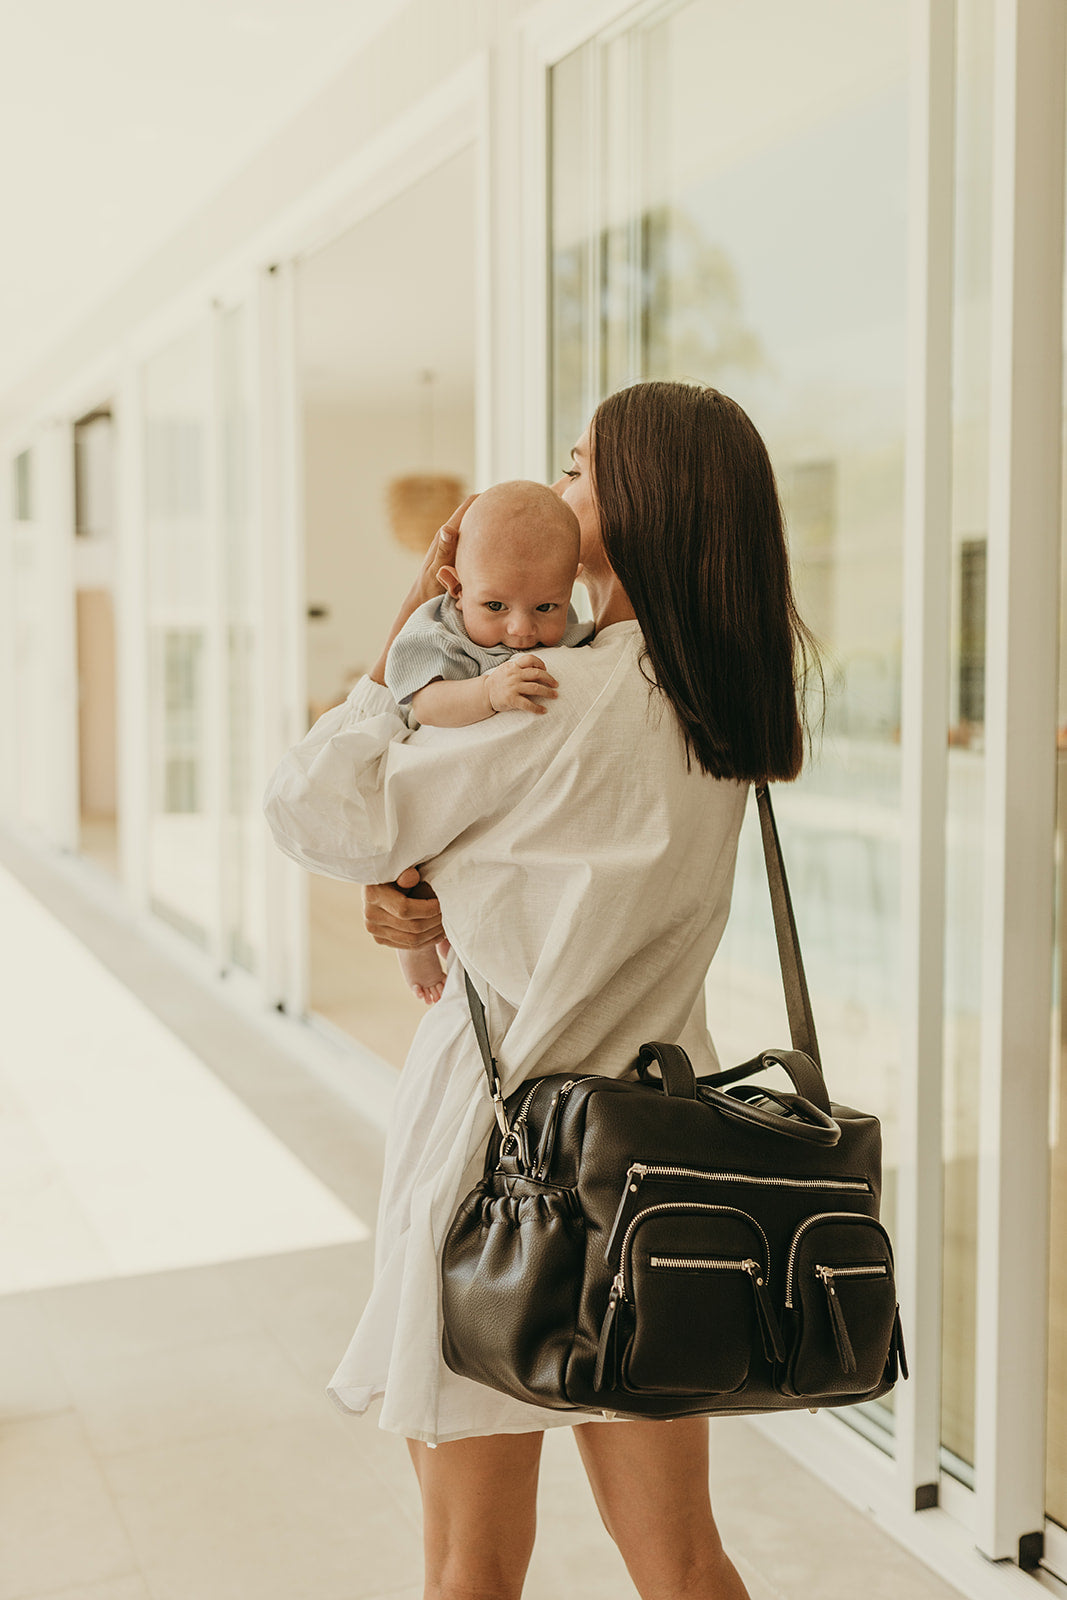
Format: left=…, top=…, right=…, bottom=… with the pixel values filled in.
left=463, top=783, right=825, bottom=1118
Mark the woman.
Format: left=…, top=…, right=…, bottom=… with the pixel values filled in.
left=263, top=381, right=815, bottom=1600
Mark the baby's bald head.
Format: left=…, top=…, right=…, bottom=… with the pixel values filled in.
left=458, top=480, right=580, bottom=567
left=438, top=480, right=583, bottom=651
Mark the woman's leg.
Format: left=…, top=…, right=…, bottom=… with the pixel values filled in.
left=407, top=1431, right=544, bottom=1600
left=573, top=1417, right=751, bottom=1600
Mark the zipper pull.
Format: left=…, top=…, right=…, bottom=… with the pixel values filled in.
left=886, top=1303, right=908, bottom=1383
left=626, top=1162, right=648, bottom=1194
left=533, top=1080, right=576, bottom=1179
left=498, top=1119, right=531, bottom=1173
left=743, top=1260, right=786, bottom=1363
left=594, top=1275, right=626, bottom=1392
left=816, top=1266, right=857, bottom=1374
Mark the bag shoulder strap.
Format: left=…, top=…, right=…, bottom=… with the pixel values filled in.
left=462, top=783, right=824, bottom=1122
left=464, top=970, right=512, bottom=1138
left=755, top=784, right=822, bottom=1070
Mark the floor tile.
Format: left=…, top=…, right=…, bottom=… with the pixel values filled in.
left=707, top=1420, right=963, bottom=1600
left=55, top=1328, right=327, bottom=1459
left=0, top=1412, right=138, bottom=1600
left=103, top=1417, right=421, bottom=1600
left=211, top=1242, right=375, bottom=1387
left=0, top=1293, right=71, bottom=1421
left=25, top=1578, right=152, bottom=1600
left=525, top=1428, right=635, bottom=1600
left=33, top=1262, right=260, bottom=1369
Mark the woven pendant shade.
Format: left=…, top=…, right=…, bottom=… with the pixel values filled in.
left=387, top=473, right=465, bottom=554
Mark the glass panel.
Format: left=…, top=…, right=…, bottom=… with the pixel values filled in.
left=550, top=0, right=910, bottom=1447
left=941, top=0, right=994, bottom=1486
left=143, top=326, right=213, bottom=947
left=220, top=305, right=262, bottom=975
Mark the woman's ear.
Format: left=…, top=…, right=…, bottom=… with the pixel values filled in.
left=437, top=565, right=462, bottom=599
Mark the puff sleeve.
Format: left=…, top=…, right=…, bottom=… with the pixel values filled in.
left=262, top=673, right=571, bottom=885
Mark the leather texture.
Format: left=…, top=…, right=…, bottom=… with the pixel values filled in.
left=441, top=787, right=909, bottom=1419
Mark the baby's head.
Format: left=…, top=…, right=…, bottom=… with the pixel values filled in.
left=437, top=480, right=581, bottom=650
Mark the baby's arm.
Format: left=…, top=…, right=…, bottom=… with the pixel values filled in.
left=411, top=655, right=559, bottom=727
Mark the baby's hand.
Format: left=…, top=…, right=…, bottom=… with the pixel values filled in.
left=486, top=654, right=559, bottom=715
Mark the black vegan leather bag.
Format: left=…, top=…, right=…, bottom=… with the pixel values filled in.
left=441, top=785, right=908, bottom=1418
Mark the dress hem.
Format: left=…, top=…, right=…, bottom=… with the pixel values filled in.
left=324, top=1381, right=615, bottom=1445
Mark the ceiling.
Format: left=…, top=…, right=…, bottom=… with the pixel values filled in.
left=0, top=0, right=408, bottom=403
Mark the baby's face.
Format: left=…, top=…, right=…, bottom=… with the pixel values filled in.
left=451, top=544, right=577, bottom=650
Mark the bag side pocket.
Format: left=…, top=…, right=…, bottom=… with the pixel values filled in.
left=441, top=1178, right=585, bottom=1407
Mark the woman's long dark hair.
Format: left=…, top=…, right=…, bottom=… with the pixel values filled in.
left=591, top=381, right=820, bottom=783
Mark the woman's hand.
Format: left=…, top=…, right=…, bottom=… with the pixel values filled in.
left=363, top=867, right=444, bottom=949
left=370, top=494, right=478, bottom=686
left=411, top=492, right=478, bottom=609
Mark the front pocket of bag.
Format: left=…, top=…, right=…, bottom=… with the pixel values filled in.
left=783, top=1213, right=898, bottom=1397
left=610, top=1205, right=783, bottom=1396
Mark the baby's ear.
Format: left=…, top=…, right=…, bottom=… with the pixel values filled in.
left=437, top=565, right=462, bottom=599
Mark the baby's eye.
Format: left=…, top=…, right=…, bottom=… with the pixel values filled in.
left=536, top=603, right=558, bottom=613
left=483, top=601, right=505, bottom=612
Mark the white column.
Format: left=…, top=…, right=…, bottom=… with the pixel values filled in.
left=257, top=262, right=308, bottom=1017
left=895, top=0, right=956, bottom=1513
left=975, top=0, right=1065, bottom=1563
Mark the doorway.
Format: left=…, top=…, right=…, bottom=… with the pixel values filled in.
left=73, top=408, right=119, bottom=877
left=294, top=146, right=477, bottom=1066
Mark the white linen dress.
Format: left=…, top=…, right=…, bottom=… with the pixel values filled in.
left=262, top=619, right=749, bottom=1444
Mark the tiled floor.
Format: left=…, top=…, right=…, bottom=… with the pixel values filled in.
left=0, top=829, right=989, bottom=1600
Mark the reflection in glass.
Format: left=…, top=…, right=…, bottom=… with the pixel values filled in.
left=144, top=327, right=212, bottom=946
left=550, top=0, right=909, bottom=1446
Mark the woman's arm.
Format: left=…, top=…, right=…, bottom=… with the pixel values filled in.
left=262, top=661, right=577, bottom=886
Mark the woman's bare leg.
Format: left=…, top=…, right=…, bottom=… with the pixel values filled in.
left=407, top=1431, right=544, bottom=1600
left=574, top=1417, right=751, bottom=1600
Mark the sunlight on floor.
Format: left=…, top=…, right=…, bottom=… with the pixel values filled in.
left=0, top=862, right=368, bottom=1293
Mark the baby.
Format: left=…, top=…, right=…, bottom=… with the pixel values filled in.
left=384, top=479, right=592, bottom=1003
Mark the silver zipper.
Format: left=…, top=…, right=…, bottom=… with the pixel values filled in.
left=815, top=1263, right=887, bottom=1281
left=618, top=1203, right=771, bottom=1302
left=626, top=1162, right=869, bottom=1195
left=513, top=1080, right=544, bottom=1127
left=785, top=1213, right=891, bottom=1308
left=650, top=1255, right=759, bottom=1271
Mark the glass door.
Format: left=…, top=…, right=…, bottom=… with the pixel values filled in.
left=549, top=0, right=911, bottom=1446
